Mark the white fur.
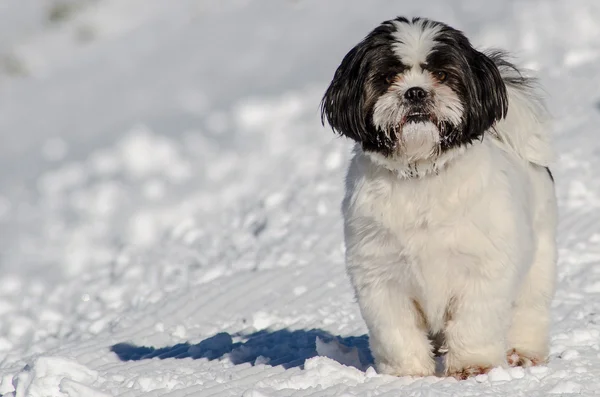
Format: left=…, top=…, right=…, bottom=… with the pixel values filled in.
left=372, top=69, right=464, bottom=164
left=491, top=64, right=554, bottom=166
left=372, top=68, right=464, bottom=127
left=398, top=121, right=440, bottom=160
left=392, top=19, right=441, bottom=66
left=372, top=22, right=465, bottom=166
left=343, top=73, right=557, bottom=376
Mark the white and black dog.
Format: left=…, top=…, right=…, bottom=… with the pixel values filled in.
left=321, top=17, right=557, bottom=379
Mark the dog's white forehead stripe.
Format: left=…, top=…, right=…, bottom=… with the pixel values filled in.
left=392, top=20, right=442, bottom=67
left=399, top=69, right=433, bottom=89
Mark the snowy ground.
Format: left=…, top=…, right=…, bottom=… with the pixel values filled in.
left=1, top=0, right=600, bottom=396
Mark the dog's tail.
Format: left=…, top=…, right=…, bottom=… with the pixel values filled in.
left=487, top=51, right=554, bottom=168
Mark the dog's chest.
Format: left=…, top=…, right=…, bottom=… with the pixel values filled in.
left=381, top=175, right=481, bottom=249
left=376, top=174, right=486, bottom=326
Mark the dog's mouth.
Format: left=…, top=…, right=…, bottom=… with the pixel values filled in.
left=399, top=111, right=432, bottom=127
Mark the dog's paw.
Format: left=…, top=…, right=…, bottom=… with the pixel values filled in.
left=507, top=348, right=545, bottom=367
left=376, top=359, right=435, bottom=377
left=447, top=365, right=491, bottom=380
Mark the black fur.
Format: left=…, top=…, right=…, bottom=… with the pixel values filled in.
left=545, top=167, right=554, bottom=182
left=320, top=20, right=403, bottom=155
left=423, top=22, right=508, bottom=149
left=321, top=17, right=510, bottom=155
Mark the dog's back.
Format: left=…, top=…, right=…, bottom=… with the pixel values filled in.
left=489, top=52, right=554, bottom=169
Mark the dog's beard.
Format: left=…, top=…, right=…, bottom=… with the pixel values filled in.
left=398, top=120, right=440, bottom=160
left=372, top=88, right=463, bottom=161
left=372, top=98, right=441, bottom=161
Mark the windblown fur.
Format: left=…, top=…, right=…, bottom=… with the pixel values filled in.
left=321, top=17, right=557, bottom=378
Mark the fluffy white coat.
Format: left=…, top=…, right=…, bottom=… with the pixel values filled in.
left=343, top=72, right=557, bottom=377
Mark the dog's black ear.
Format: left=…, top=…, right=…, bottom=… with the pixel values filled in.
left=320, top=22, right=399, bottom=155
left=320, top=41, right=371, bottom=144
left=463, top=50, right=508, bottom=138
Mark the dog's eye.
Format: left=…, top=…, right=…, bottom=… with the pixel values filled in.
left=435, top=71, right=448, bottom=82
left=384, top=73, right=397, bottom=84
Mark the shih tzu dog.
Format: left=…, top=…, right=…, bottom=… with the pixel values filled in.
left=321, top=17, right=557, bottom=379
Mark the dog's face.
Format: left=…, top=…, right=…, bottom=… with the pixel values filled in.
left=321, top=17, right=509, bottom=161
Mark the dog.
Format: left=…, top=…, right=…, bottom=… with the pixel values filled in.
left=321, top=17, right=557, bottom=379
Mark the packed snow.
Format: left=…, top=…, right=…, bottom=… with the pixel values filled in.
left=1, top=0, right=600, bottom=396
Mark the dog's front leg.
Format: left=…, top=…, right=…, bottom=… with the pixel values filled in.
left=352, top=275, right=436, bottom=377
left=345, top=214, right=435, bottom=377
left=444, top=272, right=513, bottom=379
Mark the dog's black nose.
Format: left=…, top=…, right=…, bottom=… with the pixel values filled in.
left=404, top=87, right=427, bottom=102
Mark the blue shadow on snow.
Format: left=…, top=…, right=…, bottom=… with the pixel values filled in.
left=111, top=328, right=372, bottom=370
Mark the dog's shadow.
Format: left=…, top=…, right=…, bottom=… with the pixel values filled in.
left=110, top=328, right=373, bottom=370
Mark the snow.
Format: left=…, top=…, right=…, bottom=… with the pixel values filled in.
left=0, top=0, right=600, bottom=396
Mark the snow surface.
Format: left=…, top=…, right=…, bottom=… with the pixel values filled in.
left=1, top=0, right=600, bottom=396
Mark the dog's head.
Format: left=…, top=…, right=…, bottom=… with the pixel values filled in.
left=321, top=17, right=508, bottom=162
